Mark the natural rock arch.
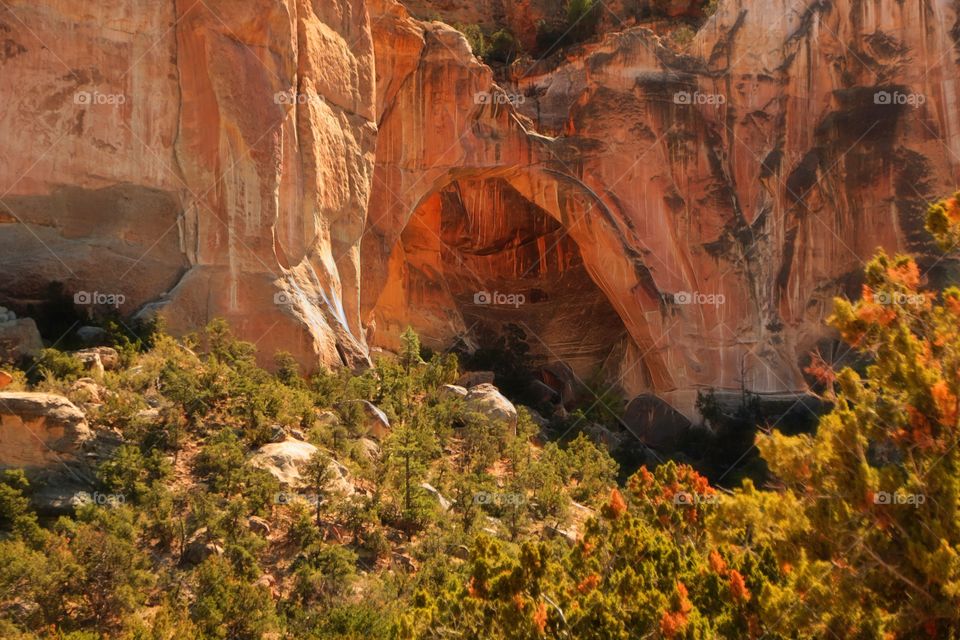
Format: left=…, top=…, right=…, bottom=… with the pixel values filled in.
left=368, top=165, right=675, bottom=395
left=361, top=16, right=681, bottom=395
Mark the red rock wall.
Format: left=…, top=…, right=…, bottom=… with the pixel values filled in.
left=364, top=0, right=960, bottom=415
left=1, top=0, right=958, bottom=419
left=0, top=0, right=376, bottom=372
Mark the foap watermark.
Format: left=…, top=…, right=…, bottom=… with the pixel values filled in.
left=673, top=491, right=721, bottom=506
left=474, top=91, right=525, bottom=106
left=473, top=491, right=526, bottom=507
left=875, top=291, right=925, bottom=306
left=474, top=290, right=525, bottom=308
left=78, top=491, right=126, bottom=507
left=274, top=90, right=324, bottom=106
left=274, top=491, right=322, bottom=507
left=674, top=90, right=726, bottom=106
left=874, top=90, right=925, bottom=108
left=273, top=291, right=295, bottom=306
left=74, top=90, right=126, bottom=106
left=673, top=291, right=725, bottom=307
left=873, top=491, right=925, bottom=507
left=74, top=291, right=126, bottom=307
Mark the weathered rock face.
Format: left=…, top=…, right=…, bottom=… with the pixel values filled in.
left=0, top=392, right=93, bottom=471
left=0, top=392, right=99, bottom=512
left=2, top=0, right=959, bottom=423
left=372, top=176, right=632, bottom=381
left=0, top=0, right=376, bottom=373
left=364, top=0, right=960, bottom=416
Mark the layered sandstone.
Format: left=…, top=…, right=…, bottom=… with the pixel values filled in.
left=363, top=0, right=960, bottom=416
left=0, top=0, right=375, bottom=372
left=1, top=0, right=959, bottom=422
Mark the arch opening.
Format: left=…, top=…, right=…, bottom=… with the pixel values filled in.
left=370, top=175, right=643, bottom=397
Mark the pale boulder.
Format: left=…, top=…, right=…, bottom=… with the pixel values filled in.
left=465, top=384, right=518, bottom=432
left=314, top=410, right=341, bottom=429
left=250, top=439, right=354, bottom=496
left=0, top=316, right=43, bottom=361
left=69, top=378, right=106, bottom=405
left=420, top=482, right=453, bottom=511
left=250, top=439, right=321, bottom=487
left=439, top=384, right=468, bottom=398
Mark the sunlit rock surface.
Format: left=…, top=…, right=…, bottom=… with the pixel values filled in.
left=1, top=0, right=958, bottom=421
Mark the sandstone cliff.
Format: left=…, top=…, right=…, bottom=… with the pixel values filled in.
left=0, top=0, right=375, bottom=372
left=1, top=0, right=958, bottom=420
left=364, top=0, right=960, bottom=415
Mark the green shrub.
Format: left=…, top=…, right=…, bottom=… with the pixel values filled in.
left=292, top=542, right=358, bottom=605
left=191, top=555, right=277, bottom=639
left=33, top=348, right=85, bottom=383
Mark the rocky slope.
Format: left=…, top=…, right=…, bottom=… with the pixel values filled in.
left=1, top=0, right=958, bottom=420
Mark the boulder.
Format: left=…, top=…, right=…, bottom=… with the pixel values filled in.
left=136, top=407, right=161, bottom=421
left=0, top=310, right=43, bottom=361
left=326, top=458, right=355, bottom=496
left=357, top=437, right=381, bottom=461
left=420, top=482, right=453, bottom=511
left=456, top=371, right=495, bottom=388
left=465, top=384, right=518, bottom=432
left=70, top=378, right=105, bottom=405
left=182, top=528, right=224, bottom=565
left=392, top=552, right=417, bottom=572
left=540, top=362, right=581, bottom=407
left=583, top=422, right=627, bottom=449
left=528, top=380, right=560, bottom=406
left=73, top=347, right=120, bottom=371
left=0, top=391, right=99, bottom=513
left=255, top=573, right=278, bottom=596
left=268, top=424, right=287, bottom=443
left=623, top=394, right=692, bottom=452
left=73, top=352, right=104, bottom=378
left=545, top=522, right=578, bottom=545
left=250, top=439, right=354, bottom=496
left=0, top=392, right=94, bottom=471
left=250, top=439, right=320, bottom=487
left=523, top=406, right=549, bottom=428
left=30, top=483, right=95, bottom=515
left=355, top=401, right=391, bottom=440
left=439, top=384, right=468, bottom=398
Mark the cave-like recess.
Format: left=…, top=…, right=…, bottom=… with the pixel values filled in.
left=372, top=176, right=637, bottom=389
